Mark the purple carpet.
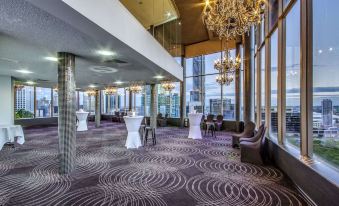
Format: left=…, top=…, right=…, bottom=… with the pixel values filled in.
left=0, top=121, right=307, bottom=205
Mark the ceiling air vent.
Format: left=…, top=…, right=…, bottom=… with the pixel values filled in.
left=104, top=58, right=131, bottom=67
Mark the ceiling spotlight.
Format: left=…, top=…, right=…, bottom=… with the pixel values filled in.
left=166, top=12, right=171, bottom=18
left=88, top=84, right=97, bottom=88
left=154, top=75, right=164, bottom=79
left=16, top=69, right=33, bottom=74
left=115, top=81, right=123, bottom=85
left=26, top=81, right=35, bottom=85
left=318, top=49, right=323, bottom=54
left=178, top=21, right=181, bottom=25
left=96, top=50, right=115, bottom=56
left=329, top=47, right=334, bottom=52
left=44, top=56, right=58, bottom=62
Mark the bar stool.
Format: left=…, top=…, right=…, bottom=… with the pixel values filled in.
left=143, top=127, right=156, bottom=146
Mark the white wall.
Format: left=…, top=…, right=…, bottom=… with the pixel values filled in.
left=0, top=75, right=14, bottom=125
left=62, top=0, right=183, bottom=81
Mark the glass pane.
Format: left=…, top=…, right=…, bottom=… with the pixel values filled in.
left=261, top=47, right=266, bottom=124
left=270, top=30, right=278, bottom=137
left=15, top=86, right=34, bottom=119
left=79, top=92, right=84, bottom=110
left=158, top=83, right=180, bottom=118
left=224, top=81, right=235, bottom=120
left=205, top=52, right=221, bottom=75
left=285, top=1, right=301, bottom=148
left=53, top=90, right=58, bottom=116
left=185, top=57, right=193, bottom=77
left=260, top=14, right=265, bottom=43
left=255, top=55, right=258, bottom=123
left=240, top=46, right=244, bottom=121
left=36, top=87, right=51, bottom=118
left=313, top=0, right=339, bottom=169
left=269, top=0, right=279, bottom=30
left=205, top=74, right=220, bottom=116
left=186, top=77, right=203, bottom=114
left=283, top=0, right=292, bottom=9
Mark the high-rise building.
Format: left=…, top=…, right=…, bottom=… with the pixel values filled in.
left=322, top=99, right=333, bottom=128
left=209, top=98, right=234, bottom=119
left=190, top=56, right=205, bottom=113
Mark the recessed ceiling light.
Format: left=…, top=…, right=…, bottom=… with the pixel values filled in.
left=96, top=50, right=115, bottom=56
left=26, top=81, right=35, bottom=85
left=166, top=12, right=171, bottom=18
left=318, top=49, right=323, bottom=54
left=115, top=81, right=123, bottom=85
left=329, top=47, right=333, bottom=51
left=44, top=56, right=58, bottom=62
left=16, top=69, right=33, bottom=74
left=88, top=84, right=97, bottom=88
left=154, top=75, right=164, bottom=79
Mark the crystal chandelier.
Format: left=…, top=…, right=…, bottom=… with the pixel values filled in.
left=161, top=80, right=176, bottom=92
left=214, top=41, right=241, bottom=85
left=85, top=89, right=96, bottom=96
left=104, top=86, right=117, bottom=95
left=129, top=82, right=143, bottom=94
left=14, top=84, right=24, bottom=90
left=202, top=0, right=265, bottom=40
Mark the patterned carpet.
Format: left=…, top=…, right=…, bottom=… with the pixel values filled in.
left=0, top=121, right=307, bottom=206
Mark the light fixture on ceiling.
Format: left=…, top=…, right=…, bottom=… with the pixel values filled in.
left=161, top=80, right=176, bottom=92
left=44, top=56, right=59, bottom=62
left=96, top=50, right=115, bottom=56
left=166, top=12, right=171, bottom=18
left=129, top=82, right=143, bottom=94
left=104, top=86, right=118, bottom=95
left=115, top=81, right=123, bottom=85
left=16, top=69, right=33, bottom=74
left=154, top=75, right=164, bottom=79
left=214, top=41, right=241, bottom=86
left=26, top=81, right=35, bottom=85
left=88, top=84, right=97, bottom=88
left=202, top=0, right=265, bottom=40
left=85, top=89, right=96, bottom=96
left=14, top=83, right=25, bottom=90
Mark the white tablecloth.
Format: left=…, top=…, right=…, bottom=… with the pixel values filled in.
left=188, top=113, right=203, bottom=140
left=76, top=112, right=89, bottom=131
left=0, top=125, right=25, bottom=150
left=123, top=116, right=143, bottom=149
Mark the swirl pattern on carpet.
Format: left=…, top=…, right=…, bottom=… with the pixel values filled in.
left=0, top=121, right=307, bottom=206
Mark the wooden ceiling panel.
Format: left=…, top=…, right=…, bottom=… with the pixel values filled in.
left=174, top=0, right=209, bottom=45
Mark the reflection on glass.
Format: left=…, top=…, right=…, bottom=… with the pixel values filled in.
left=285, top=1, right=301, bottom=148
left=158, top=83, right=180, bottom=118
left=313, top=0, right=339, bottom=169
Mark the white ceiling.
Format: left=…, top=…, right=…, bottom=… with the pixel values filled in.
left=0, top=0, right=181, bottom=89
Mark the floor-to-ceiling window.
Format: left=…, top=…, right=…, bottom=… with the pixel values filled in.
left=185, top=51, right=237, bottom=119
left=261, top=47, right=266, bottom=124
left=14, top=85, right=34, bottom=119
left=313, top=0, right=339, bottom=169
left=35, top=87, right=51, bottom=118
left=270, top=30, right=278, bottom=137
left=52, top=89, right=58, bottom=116
left=285, top=1, right=301, bottom=148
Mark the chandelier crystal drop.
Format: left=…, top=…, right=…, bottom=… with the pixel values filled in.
left=202, top=0, right=265, bottom=40
left=161, top=81, right=176, bottom=92
left=104, top=86, right=118, bottom=95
